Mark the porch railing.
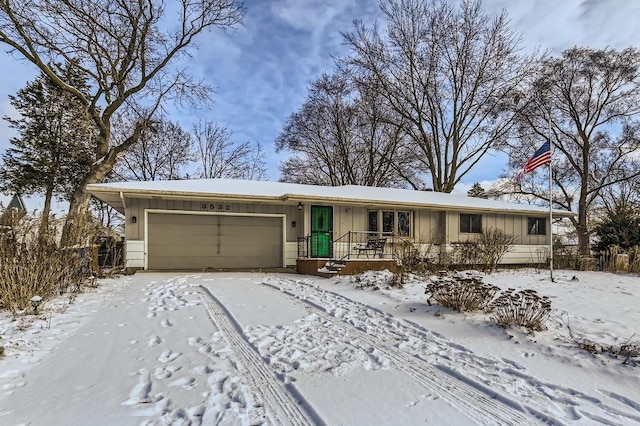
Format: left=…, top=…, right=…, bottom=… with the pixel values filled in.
left=298, top=231, right=401, bottom=261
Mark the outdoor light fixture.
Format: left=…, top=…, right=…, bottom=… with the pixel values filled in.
left=131, top=216, right=137, bottom=223
left=297, top=202, right=303, bottom=211
left=30, top=295, right=42, bottom=314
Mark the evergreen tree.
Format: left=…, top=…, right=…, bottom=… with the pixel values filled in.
left=0, top=62, right=94, bottom=236
left=467, top=183, right=488, bottom=198
left=593, top=204, right=640, bottom=252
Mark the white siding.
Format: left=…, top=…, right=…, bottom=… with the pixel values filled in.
left=285, top=242, right=298, bottom=267
left=125, top=240, right=145, bottom=268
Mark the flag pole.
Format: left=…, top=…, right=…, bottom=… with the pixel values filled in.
left=548, top=111, right=554, bottom=282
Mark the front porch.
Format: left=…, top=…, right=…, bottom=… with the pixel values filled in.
left=296, top=231, right=401, bottom=277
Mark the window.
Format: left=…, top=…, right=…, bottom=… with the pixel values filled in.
left=368, top=209, right=412, bottom=237
left=460, top=213, right=482, bottom=233
left=528, top=217, right=546, bottom=235
left=367, top=210, right=378, bottom=233
left=382, top=211, right=395, bottom=234
left=397, top=211, right=410, bottom=237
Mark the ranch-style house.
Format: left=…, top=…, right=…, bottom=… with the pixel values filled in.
left=87, top=179, right=573, bottom=275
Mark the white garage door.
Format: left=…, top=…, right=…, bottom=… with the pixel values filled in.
left=147, top=213, right=283, bottom=270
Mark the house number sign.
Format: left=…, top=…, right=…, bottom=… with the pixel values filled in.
left=201, top=202, right=232, bottom=211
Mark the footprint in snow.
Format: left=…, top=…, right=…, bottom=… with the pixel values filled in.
left=154, top=366, right=173, bottom=379
left=191, top=365, right=212, bottom=375
left=198, top=345, right=212, bottom=354
left=169, top=376, right=196, bottom=390
left=158, top=349, right=182, bottom=363
left=148, top=335, right=162, bottom=347
left=161, top=319, right=173, bottom=327
left=122, top=369, right=152, bottom=406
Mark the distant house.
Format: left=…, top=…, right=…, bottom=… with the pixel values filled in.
left=0, top=194, right=26, bottom=227
left=87, top=179, right=574, bottom=275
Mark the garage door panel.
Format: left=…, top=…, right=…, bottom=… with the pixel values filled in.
left=147, top=213, right=283, bottom=270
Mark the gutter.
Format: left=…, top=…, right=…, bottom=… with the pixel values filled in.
left=282, top=194, right=575, bottom=218
left=87, top=185, right=575, bottom=218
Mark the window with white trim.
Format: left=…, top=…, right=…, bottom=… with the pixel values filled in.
left=367, top=210, right=412, bottom=237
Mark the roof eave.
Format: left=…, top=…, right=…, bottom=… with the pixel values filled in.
left=87, top=185, right=576, bottom=218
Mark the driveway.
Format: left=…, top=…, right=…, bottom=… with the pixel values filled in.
left=2, top=272, right=633, bottom=425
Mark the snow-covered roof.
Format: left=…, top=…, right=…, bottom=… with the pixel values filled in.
left=87, top=179, right=574, bottom=217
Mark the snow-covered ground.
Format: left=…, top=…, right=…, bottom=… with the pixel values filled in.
left=0, top=269, right=638, bottom=425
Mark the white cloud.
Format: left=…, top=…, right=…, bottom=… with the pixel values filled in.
left=2, top=0, right=640, bottom=186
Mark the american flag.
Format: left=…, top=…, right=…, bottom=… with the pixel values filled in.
left=515, top=140, right=551, bottom=181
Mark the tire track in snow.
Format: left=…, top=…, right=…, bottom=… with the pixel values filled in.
left=194, top=285, right=320, bottom=426
left=265, top=278, right=640, bottom=424
left=262, top=280, right=547, bottom=426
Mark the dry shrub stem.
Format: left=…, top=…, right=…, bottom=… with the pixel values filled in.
left=0, top=212, right=103, bottom=313
left=563, top=315, right=639, bottom=365
left=425, top=272, right=499, bottom=312
left=489, top=288, right=551, bottom=332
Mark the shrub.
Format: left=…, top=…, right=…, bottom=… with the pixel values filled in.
left=489, top=288, right=551, bottom=332
left=449, top=241, right=482, bottom=266
left=478, top=228, right=516, bottom=273
left=449, top=228, right=515, bottom=272
left=0, top=213, right=99, bottom=313
left=425, top=272, right=499, bottom=312
left=394, top=239, right=431, bottom=285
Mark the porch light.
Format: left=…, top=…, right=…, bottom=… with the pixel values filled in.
left=30, top=295, right=42, bottom=314
left=131, top=216, right=137, bottom=223
left=297, top=202, right=303, bottom=211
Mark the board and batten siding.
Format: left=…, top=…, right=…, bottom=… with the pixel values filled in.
left=445, top=211, right=548, bottom=245
left=124, top=198, right=302, bottom=243
left=121, top=196, right=551, bottom=269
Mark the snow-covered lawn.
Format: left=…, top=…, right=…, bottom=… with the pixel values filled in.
left=0, top=269, right=638, bottom=425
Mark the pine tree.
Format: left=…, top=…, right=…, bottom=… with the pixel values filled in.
left=467, top=183, right=488, bottom=199
left=593, top=204, right=640, bottom=252
left=0, top=62, right=94, bottom=236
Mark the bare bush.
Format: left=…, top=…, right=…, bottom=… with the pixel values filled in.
left=0, top=213, right=101, bottom=313
left=489, top=288, right=551, bottom=333
left=449, top=228, right=515, bottom=272
left=394, top=238, right=434, bottom=285
left=425, top=272, right=499, bottom=312
left=449, top=241, right=482, bottom=267
left=478, top=228, right=516, bottom=273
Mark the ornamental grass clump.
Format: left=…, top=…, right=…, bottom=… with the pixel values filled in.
left=425, top=273, right=500, bottom=312
left=489, top=288, right=551, bottom=332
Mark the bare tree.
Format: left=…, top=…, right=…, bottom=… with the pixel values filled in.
left=113, top=115, right=192, bottom=181
left=507, top=47, right=640, bottom=255
left=192, top=120, right=266, bottom=180
left=276, top=71, right=416, bottom=187
left=0, top=0, right=244, bottom=243
left=343, top=0, right=536, bottom=192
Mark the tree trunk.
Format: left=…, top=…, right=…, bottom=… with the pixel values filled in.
left=39, top=183, right=53, bottom=240
left=60, top=120, right=148, bottom=246
left=577, top=184, right=590, bottom=256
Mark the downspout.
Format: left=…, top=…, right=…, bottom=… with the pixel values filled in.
left=119, top=191, right=128, bottom=270
left=119, top=191, right=127, bottom=212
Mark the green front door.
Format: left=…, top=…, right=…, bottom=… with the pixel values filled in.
left=311, top=205, right=333, bottom=258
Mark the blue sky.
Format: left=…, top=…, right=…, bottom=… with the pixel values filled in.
left=2, top=0, right=640, bottom=210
